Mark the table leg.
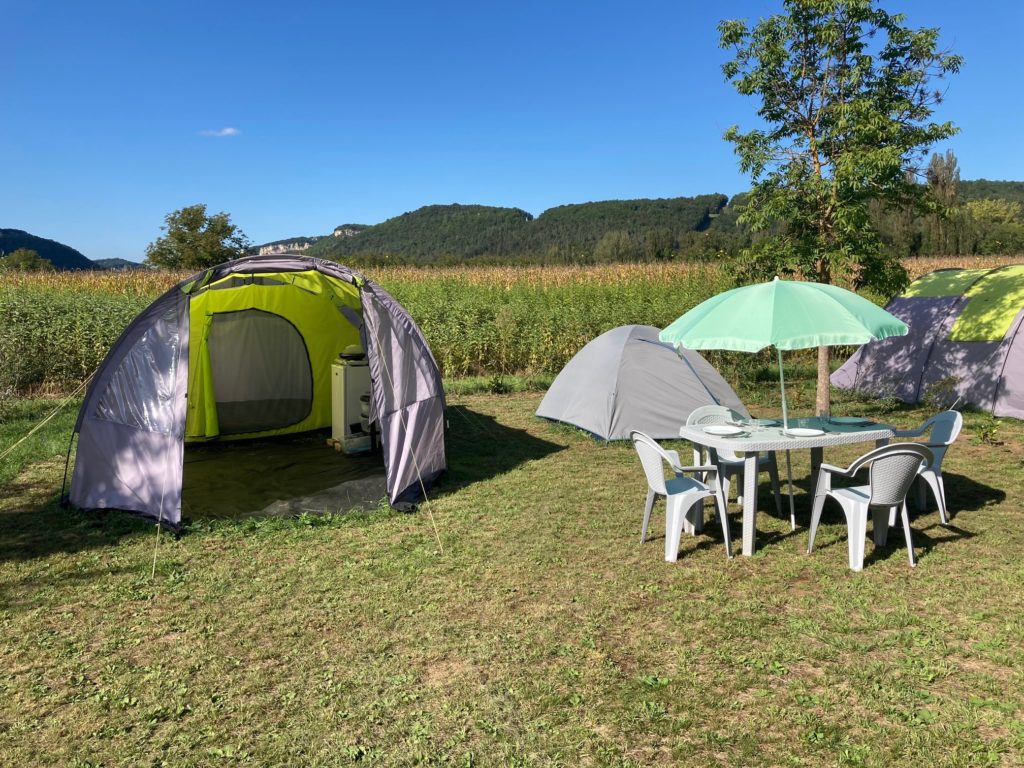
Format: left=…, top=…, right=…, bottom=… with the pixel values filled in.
left=742, top=451, right=759, bottom=556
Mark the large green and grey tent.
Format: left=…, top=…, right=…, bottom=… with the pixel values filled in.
left=69, top=254, right=446, bottom=528
left=832, top=265, right=1024, bottom=419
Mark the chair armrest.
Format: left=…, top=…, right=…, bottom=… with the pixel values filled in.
left=672, top=465, right=718, bottom=479
left=893, top=425, right=927, bottom=438
left=818, top=462, right=858, bottom=478
left=665, top=449, right=682, bottom=469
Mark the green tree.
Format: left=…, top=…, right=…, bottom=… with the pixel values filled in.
left=719, top=0, right=961, bottom=414
left=0, top=248, right=54, bottom=271
left=965, top=198, right=1024, bottom=254
left=145, top=204, right=251, bottom=269
left=926, top=150, right=961, bottom=253
left=593, top=230, right=639, bottom=262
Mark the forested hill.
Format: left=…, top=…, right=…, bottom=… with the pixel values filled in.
left=958, top=180, right=1024, bottom=204
left=307, top=195, right=729, bottom=262
left=0, top=229, right=94, bottom=270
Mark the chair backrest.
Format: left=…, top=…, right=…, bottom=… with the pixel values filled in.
left=630, top=430, right=673, bottom=495
left=686, top=405, right=745, bottom=427
left=925, top=410, right=963, bottom=448
left=864, top=443, right=934, bottom=507
left=686, top=405, right=746, bottom=461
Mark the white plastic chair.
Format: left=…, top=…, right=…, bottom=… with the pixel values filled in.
left=630, top=431, right=732, bottom=562
left=893, top=410, right=962, bottom=524
left=686, top=405, right=783, bottom=520
left=807, top=443, right=933, bottom=572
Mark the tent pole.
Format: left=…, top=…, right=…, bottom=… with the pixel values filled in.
left=60, top=431, right=76, bottom=506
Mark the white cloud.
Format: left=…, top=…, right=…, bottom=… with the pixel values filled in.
left=199, top=127, right=241, bottom=138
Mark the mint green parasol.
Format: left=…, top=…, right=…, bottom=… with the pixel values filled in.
left=660, top=277, right=908, bottom=528
left=659, top=277, right=908, bottom=428
left=660, top=277, right=908, bottom=353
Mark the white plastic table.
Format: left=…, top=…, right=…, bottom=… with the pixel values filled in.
left=678, top=417, right=894, bottom=557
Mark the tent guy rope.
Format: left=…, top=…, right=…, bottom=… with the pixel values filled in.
left=0, top=373, right=94, bottom=466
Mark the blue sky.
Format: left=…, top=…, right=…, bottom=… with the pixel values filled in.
left=3, top=0, right=1021, bottom=261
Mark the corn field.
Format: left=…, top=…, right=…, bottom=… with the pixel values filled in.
left=1, top=255, right=1018, bottom=393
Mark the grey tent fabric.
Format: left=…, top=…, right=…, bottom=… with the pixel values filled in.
left=70, top=287, right=189, bottom=525
left=359, top=281, right=446, bottom=504
left=69, top=254, right=445, bottom=527
left=536, top=325, right=749, bottom=440
left=830, top=296, right=965, bottom=403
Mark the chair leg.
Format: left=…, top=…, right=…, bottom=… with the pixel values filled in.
left=691, top=493, right=705, bottom=535
left=767, top=455, right=783, bottom=518
left=938, top=475, right=948, bottom=521
left=712, top=475, right=728, bottom=529
left=640, top=489, right=657, bottom=543
left=871, top=506, right=890, bottom=547
left=664, top=496, right=687, bottom=562
left=915, top=475, right=927, bottom=513
left=807, top=491, right=827, bottom=554
left=921, top=471, right=948, bottom=525
left=842, top=500, right=868, bottom=572
left=900, top=502, right=917, bottom=568
left=714, top=490, right=733, bottom=559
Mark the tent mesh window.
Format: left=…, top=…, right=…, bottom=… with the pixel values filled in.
left=94, top=304, right=181, bottom=434
left=207, top=309, right=313, bottom=435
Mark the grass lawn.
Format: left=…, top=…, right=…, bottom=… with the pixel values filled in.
left=1, top=387, right=1022, bottom=766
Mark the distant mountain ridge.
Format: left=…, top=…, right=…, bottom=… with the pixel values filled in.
left=92, top=258, right=143, bottom=270
left=0, top=229, right=94, bottom=270
left=958, top=179, right=1024, bottom=204
left=254, top=225, right=369, bottom=255
left=306, top=195, right=729, bottom=262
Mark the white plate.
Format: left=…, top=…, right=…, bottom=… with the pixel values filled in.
left=785, top=427, right=825, bottom=437
left=828, top=416, right=873, bottom=426
left=703, top=425, right=743, bottom=436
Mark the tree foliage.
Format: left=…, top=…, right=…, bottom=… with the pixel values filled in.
left=719, top=0, right=961, bottom=412
left=145, top=204, right=251, bottom=270
left=0, top=248, right=54, bottom=272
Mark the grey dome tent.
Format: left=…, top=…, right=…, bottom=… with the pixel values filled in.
left=535, top=324, right=748, bottom=440
left=68, top=254, right=446, bottom=529
left=832, top=265, right=1024, bottom=419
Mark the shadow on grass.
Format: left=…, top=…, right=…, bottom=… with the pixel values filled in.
left=788, top=470, right=1004, bottom=516
left=0, top=404, right=562, bottom=560
left=799, top=470, right=1002, bottom=568
left=0, top=494, right=151, bottom=563
left=436, top=405, right=565, bottom=495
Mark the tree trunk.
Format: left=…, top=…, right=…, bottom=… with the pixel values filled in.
left=816, top=345, right=830, bottom=416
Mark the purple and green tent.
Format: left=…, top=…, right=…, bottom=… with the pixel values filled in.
left=832, top=265, right=1024, bottom=419
left=68, top=254, right=446, bottom=529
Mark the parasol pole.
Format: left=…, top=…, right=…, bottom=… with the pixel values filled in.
left=777, top=347, right=789, bottom=431
left=777, top=347, right=796, bottom=530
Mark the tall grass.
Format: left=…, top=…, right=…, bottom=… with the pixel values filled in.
left=1, top=256, right=1019, bottom=393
